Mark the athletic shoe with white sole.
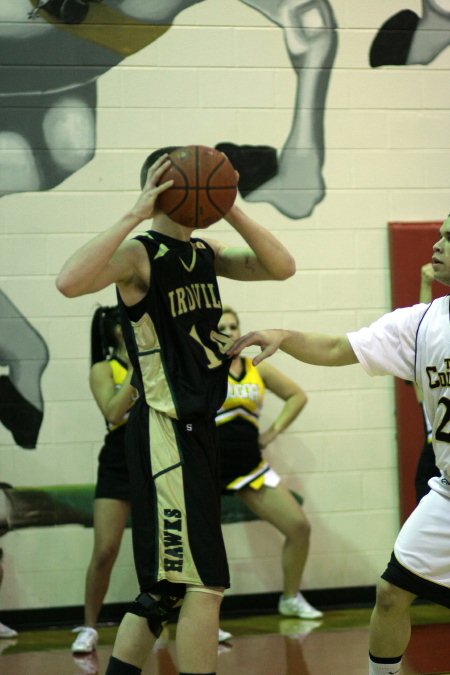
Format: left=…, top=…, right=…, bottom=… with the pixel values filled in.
left=0, top=622, right=18, bottom=638
left=218, top=627, right=232, bottom=642
left=71, top=626, right=98, bottom=653
left=278, top=592, right=323, bottom=620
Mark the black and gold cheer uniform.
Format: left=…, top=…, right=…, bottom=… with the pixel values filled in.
left=95, top=356, right=131, bottom=502
left=117, top=231, right=231, bottom=593
left=216, top=357, right=280, bottom=492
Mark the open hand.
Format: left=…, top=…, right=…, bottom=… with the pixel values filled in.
left=130, top=154, right=174, bottom=221
left=227, top=329, right=287, bottom=365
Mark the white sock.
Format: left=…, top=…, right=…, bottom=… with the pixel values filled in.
left=369, top=654, right=402, bottom=675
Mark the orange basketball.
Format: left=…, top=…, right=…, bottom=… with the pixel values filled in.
left=157, top=145, right=238, bottom=228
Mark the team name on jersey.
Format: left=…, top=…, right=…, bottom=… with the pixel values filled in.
left=227, top=382, right=260, bottom=402
left=426, top=360, right=450, bottom=388
left=163, top=508, right=184, bottom=572
left=168, top=283, right=221, bottom=318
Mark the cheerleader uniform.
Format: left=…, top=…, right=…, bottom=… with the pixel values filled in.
left=216, top=357, right=280, bottom=493
left=95, top=356, right=130, bottom=502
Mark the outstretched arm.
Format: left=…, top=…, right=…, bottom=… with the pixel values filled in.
left=228, top=329, right=357, bottom=367
left=55, top=155, right=173, bottom=298
left=207, top=205, right=296, bottom=281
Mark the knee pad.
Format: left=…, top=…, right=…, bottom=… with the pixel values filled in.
left=128, top=591, right=183, bottom=638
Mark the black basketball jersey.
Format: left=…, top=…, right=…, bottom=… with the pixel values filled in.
left=117, top=230, right=231, bottom=420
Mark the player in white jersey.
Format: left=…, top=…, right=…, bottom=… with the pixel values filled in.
left=413, top=263, right=440, bottom=502
left=228, top=213, right=450, bottom=675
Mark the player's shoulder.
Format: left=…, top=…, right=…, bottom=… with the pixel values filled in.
left=91, top=359, right=111, bottom=372
left=129, top=231, right=155, bottom=249
left=90, top=360, right=114, bottom=382
left=117, top=237, right=148, bottom=259
left=419, top=295, right=450, bottom=322
left=192, top=236, right=220, bottom=255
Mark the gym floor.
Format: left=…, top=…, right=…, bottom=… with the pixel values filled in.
left=1, top=603, right=449, bottom=675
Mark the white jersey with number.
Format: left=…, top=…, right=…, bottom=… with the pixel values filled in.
left=347, top=297, right=450, bottom=498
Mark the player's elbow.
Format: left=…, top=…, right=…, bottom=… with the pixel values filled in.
left=55, top=273, right=81, bottom=298
left=294, top=390, right=308, bottom=411
left=329, top=337, right=357, bottom=366
left=275, top=254, right=296, bottom=280
left=106, top=412, right=123, bottom=427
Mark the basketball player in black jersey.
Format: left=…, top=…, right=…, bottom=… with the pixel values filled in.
left=56, top=149, right=295, bottom=675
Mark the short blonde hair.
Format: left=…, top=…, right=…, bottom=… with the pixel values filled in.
left=221, top=305, right=240, bottom=327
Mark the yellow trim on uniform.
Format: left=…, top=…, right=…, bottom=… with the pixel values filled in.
left=154, top=242, right=170, bottom=260
left=226, top=459, right=269, bottom=491
left=216, top=358, right=265, bottom=427
left=109, top=357, right=127, bottom=386
left=179, top=246, right=197, bottom=273
left=108, top=357, right=130, bottom=431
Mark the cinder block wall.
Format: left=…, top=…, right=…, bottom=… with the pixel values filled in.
left=0, top=0, right=449, bottom=610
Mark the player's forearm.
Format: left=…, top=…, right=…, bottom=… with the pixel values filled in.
left=281, top=331, right=357, bottom=367
left=55, top=212, right=142, bottom=297
left=419, top=279, right=433, bottom=303
left=225, top=205, right=295, bottom=280
left=104, top=381, right=136, bottom=425
left=273, top=391, right=307, bottom=434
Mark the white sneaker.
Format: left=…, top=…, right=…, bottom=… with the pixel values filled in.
left=278, top=592, right=323, bottom=620
left=218, top=627, right=232, bottom=642
left=71, top=626, right=98, bottom=653
left=0, top=622, right=18, bottom=638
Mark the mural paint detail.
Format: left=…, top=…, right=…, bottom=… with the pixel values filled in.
left=0, top=291, right=48, bottom=449
left=236, top=0, right=338, bottom=219
left=0, top=483, right=303, bottom=534
left=370, top=1, right=450, bottom=67
left=1, top=0, right=337, bottom=219
left=0, top=0, right=337, bottom=451
left=0, top=0, right=175, bottom=196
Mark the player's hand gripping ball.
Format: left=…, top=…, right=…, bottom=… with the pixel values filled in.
left=157, top=145, right=238, bottom=228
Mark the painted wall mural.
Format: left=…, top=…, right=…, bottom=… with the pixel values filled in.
left=370, top=0, right=450, bottom=67
left=0, top=0, right=338, bottom=451
left=0, top=481, right=303, bottom=533
left=0, top=0, right=171, bottom=196
left=218, top=0, right=337, bottom=219
left=1, top=0, right=337, bottom=219
left=1, top=0, right=448, bottom=203
left=0, top=291, right=48, bottom=449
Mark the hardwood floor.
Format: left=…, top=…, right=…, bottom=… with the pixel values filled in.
left=1, top=604, right=449, bottom=674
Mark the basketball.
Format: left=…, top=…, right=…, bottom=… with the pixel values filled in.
left=157, top=145, right=238, bottom=228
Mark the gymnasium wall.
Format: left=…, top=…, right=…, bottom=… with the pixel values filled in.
left=0, top=0, right=449, bottom=613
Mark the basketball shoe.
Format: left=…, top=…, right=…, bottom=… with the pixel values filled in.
left=278, top=592, right=323, bottom=619
left=218, top=627, right=232, bottom=642
left=0, top=622, right=18, bottom=638
left=71, top=626, right=98, bottom=653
